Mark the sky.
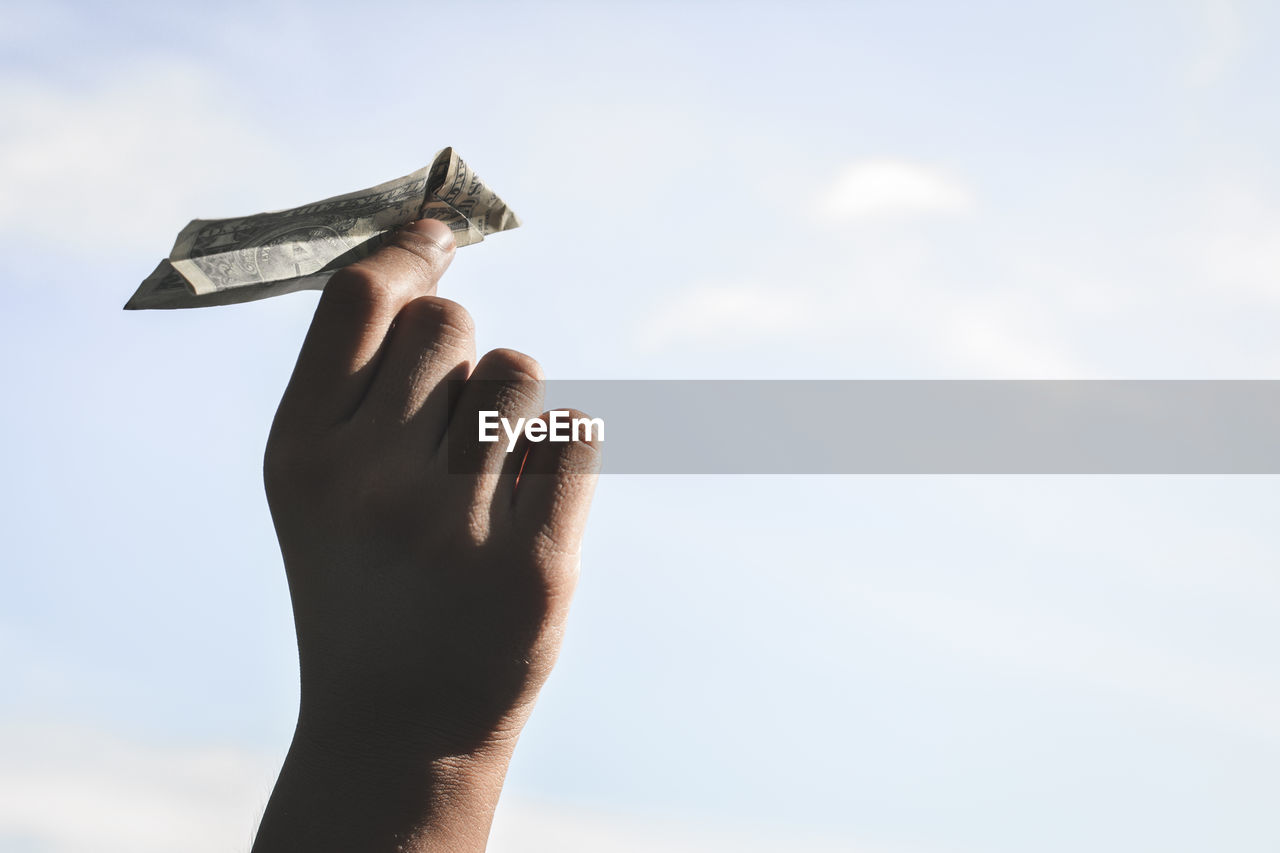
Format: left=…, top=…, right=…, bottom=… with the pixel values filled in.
left=2, top=0, right=1280, bottom=850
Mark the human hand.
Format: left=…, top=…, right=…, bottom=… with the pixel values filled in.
left=252, top=219, right=601, bottom=853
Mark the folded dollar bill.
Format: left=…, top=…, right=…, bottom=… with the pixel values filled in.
left=125, top=147, right=520, bottom=310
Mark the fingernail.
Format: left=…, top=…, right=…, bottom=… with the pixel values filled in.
left=404, top=218, right=456, bottom=250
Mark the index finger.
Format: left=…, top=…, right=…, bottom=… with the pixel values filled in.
left=278, top=218, right=457, bottom=425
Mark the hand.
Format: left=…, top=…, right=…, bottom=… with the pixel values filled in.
left=252, top=219, right=601, bottom=853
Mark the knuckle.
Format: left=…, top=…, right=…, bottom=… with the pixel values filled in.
left=323, top=264, right=393, bottom=311
left=529, top=521, right=583, bottom=567
left=400, top=295, right=475, bottom=342
left=481, top=347, right=544, bottom=383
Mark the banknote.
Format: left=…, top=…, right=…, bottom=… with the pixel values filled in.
left=125, top=147, right=520, bottom=310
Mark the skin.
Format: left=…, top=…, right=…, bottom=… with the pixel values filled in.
left=251, top=218, right=601, bottom=852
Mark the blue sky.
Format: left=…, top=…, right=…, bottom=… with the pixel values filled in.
left=3, top=1, right=1280, bottom=850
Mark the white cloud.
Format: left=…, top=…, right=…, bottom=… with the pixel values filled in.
left=1194, top=183, right=1280, bottom=304
left=628, top=257, right=1097, bottom=378
left=0, top=723, right=278, bottom=853
left=1188, top=0, right=1246, bottom=87
left=935, top=300, right=1096, bottom=378
left=491, top=798, right=930, bottom=853
left=0, top=61, right=285, bottom=255
left=0, top=722, right=926, bottom=853
left=818, top=160, right=974, bottom=222
left=852, top=577, right=1280, bottom=746
left=634, top=281, right=825, bottom=351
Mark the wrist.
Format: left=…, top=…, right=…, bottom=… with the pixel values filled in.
left=252, top=710, right=520, bottom=853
